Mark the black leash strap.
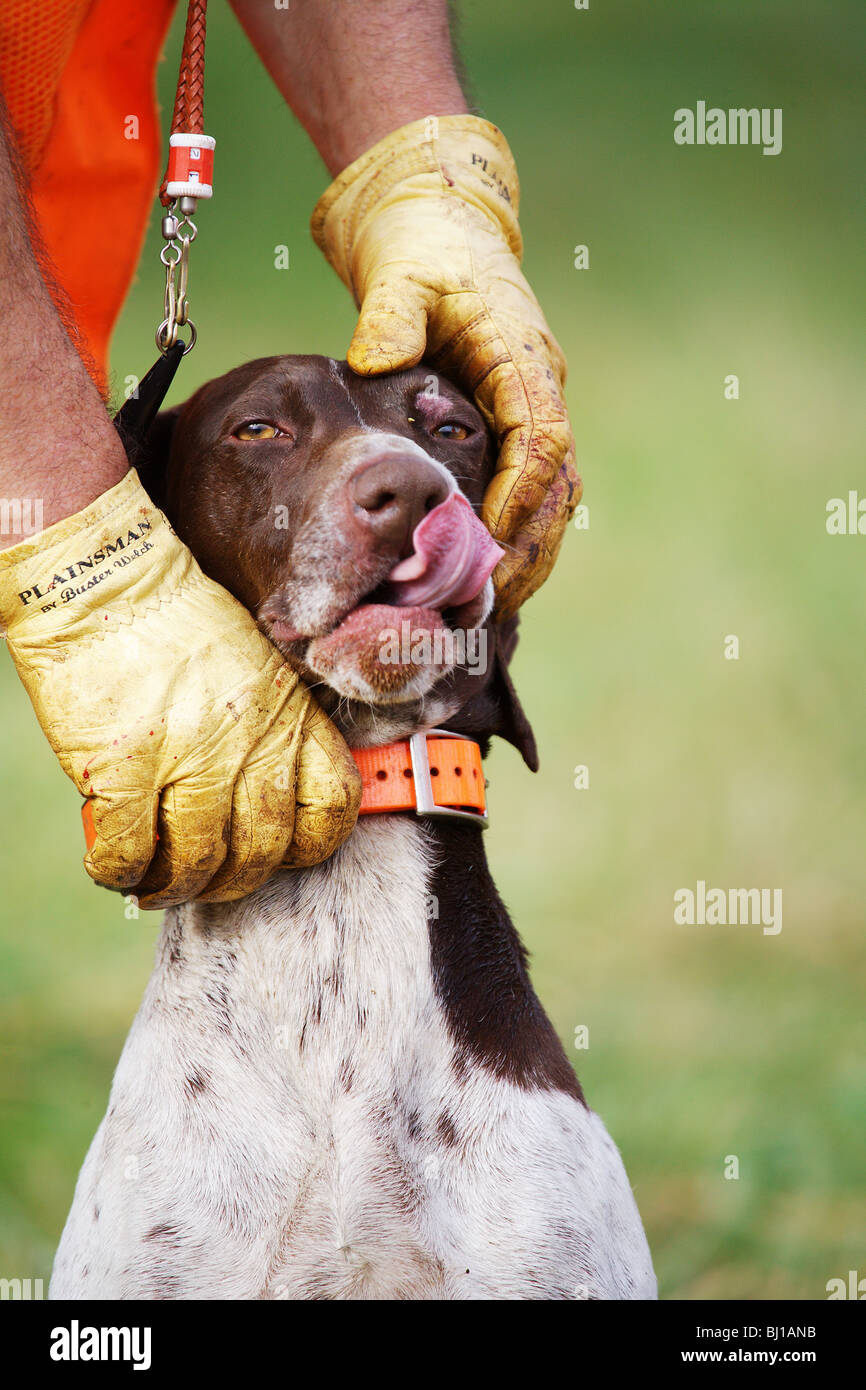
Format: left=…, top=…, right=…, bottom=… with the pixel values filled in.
left=113, top=341, right=185, bottom=451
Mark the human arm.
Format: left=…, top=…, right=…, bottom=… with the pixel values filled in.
left=0, top=109, right=127, bottom=543
left=0, top=105, right=360, bottom=907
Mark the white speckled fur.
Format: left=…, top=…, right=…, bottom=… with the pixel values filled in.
left=50, top=816, right=656, bottom=1300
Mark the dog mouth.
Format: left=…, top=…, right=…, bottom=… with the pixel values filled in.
left=260, top=493, right=503, bottom=701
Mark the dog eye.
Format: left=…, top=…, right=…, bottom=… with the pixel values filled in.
left=433, top=422, right=471, bottom=440
left=234, top=421, right=281, bottom=441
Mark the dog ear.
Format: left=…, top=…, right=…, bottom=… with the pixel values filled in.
left=487, top=615, right=539, bottom=771
left=450, top=614, right=539, bottom=771
left=128, top=407, right=182, bottom=511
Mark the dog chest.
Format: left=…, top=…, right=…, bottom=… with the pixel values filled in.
left=51, top=818, right=654, bottom=1299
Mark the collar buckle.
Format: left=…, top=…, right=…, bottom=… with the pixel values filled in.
left=409, top=727, right=489, bottom=829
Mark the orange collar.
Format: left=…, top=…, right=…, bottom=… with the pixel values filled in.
left=351, top=729, right=488, bottom=827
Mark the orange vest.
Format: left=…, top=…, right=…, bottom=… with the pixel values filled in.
left=0, top=0, right=178, bottom=389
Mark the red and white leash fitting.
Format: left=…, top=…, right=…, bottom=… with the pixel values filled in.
left=155, top=0, right=214, bottom=358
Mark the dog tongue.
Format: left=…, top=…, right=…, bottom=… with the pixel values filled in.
left=385, top=493, right=504, bottom=609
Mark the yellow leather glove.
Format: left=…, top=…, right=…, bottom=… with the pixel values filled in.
left=0, top=469, right=361, bottom=909
left=311, top=115, right=579, bottom=620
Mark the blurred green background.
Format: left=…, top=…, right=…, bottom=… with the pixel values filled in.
left=1, top=0, right=863, bottom=1299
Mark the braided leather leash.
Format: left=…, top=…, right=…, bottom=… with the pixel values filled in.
left=160, top=0, right=211, bottom=205
left=167, top=0, right=208, bottom=140
left=155, top=0, right=213, bottom=356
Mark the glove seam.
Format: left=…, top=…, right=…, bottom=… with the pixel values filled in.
left=0, top=467, right=150, bottom=577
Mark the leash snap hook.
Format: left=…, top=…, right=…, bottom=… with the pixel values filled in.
left=156, top=204, right=197, bottom=356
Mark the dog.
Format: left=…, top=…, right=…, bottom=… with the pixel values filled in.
left=49, top=356, right=656, bottom=1300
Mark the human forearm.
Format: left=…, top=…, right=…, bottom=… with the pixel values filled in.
left=228, top=0, right=468, bottom=175
left=0, top=107, right=128, bottom=547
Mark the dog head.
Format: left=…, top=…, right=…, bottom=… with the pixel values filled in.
left=138, top=355, right=536, bottom=768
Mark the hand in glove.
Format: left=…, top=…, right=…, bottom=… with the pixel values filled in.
left=311, top=114, right=579, bottom=620
left=0, top=469, right=361, bottom=909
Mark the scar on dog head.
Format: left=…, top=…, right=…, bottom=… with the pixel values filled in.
left=135, top=355, right=537, bottom=770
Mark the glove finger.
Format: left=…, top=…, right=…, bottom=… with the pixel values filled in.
left=192, top=697, right=311, bottom=902
left=477, top=347, right=572, bottom=544
left=493, top=443, right=582, bottom=621
left=426, top=295, right=571, bottom=543
left=281, top=702, right=362, bottom=868
left=191, top=766, right=297, bottom=903
left=134, top=668, right=310, bottom=906
left=347, top=270, right=437, bottom=375
left=482, top=406, right=573, bottom=547
left=131, top=779, right=236, bottom=909
left=82, top=788, right=160, bottom=892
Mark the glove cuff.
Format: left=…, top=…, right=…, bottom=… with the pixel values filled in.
left=0, top=467, right=189, bottom=639
left=311, top=114, right=523, bottom=289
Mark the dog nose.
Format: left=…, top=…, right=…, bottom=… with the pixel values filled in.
left=349, top=456, right=451, bottom=551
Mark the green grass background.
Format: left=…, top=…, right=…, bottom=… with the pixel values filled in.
left=1, top=0, right=863, bottom=1299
